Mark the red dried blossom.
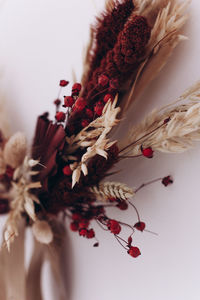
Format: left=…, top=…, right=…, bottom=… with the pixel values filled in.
left=55, top=111, right=66, bottom=122
left=117, top=200, right=128, bottom=210
left=162, top=176, right=173, bottom=187
left=6, top=166, right=14, bottom=179
left=81, top=119, right=90, bottom=128
left=74, top=97, right=87, bottom=111
left=70, top=222, right=79, bottom=232
left=72, top=83, right=82, bottom=96
left=134, top=221, right=146, bottom=232
left=79, top=228, right=88, bottom=237
left=104, top=93, right=114, bottom=103
left=108, top=219, right=121, bottom=235
left=142, top=147, right=154, bottom=158
left=86, top=108, right=94, bottom=119
left=63, top=96, right=74, bottom=108
left=87, top=229, right=95, bottom=239
left=63, top=165, right=72, bottom=176
left=128, top=246, right=141, bottom=258
left=94, top=101, right=104, bottom=116
left=54, top=99, right=61, bottom=106
left=60, top=80, right=69, bottom=87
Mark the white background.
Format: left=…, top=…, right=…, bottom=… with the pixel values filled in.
left=0, top=0, right=200, bottom=300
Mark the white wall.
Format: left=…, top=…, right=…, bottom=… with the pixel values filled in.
left=0, top=1, right=200, bottom=300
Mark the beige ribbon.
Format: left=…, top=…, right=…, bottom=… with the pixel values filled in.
left=0, top=220, right=69, bottom=300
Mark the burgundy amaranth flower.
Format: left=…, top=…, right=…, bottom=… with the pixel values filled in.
left=86, top=0, right=135, bottom=80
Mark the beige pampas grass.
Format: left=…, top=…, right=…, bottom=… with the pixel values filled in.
left=90, top=181, right=134, bottom=201
left=4, top=132, right=27, bottom=169
left=119, top=81, right=200, bottom=155
left=4, top=157, right=41, bottom=250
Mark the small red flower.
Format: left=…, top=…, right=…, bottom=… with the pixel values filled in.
left=162, top=176, right=173, bottom=187
left=72, top=83, right=82, bottom=96
left=87, top=229, right=95, bottom=239
left=117, top=200, right=128, bottom=210
left=54, top=99, right=61, bottom=106
left=74, top=97, right=87, bottom=111
left=128, top=246, right=141, bottom=258
left=134, top=222, right=146, bottom=232
left=79, top=228, right=88, bottom=237
left=72, top=213, right=82, bottom=222
left=70, top=222, right=79, bottom=232
left=81, top=119, right=90, bottom=128
left=94, top=101, right=104, bottom=116
left=98, top=74, right=109, bottom=87
left=63, top=96, right=74, bottom=108
left=104, top=93, right=114, bottom=103
left=55, top=111, right=66, bottom=122
left=63, top=165, right=72, bottom=176
left=79, top=220, right=89, bottom=229
left=108, top=219, right=121, bottom=235
left=60, top=80, right=69, bottom=87
left=142, top=147, right=154, bottom=158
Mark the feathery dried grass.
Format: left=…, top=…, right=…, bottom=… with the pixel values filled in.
left=90, top=181, right=134, bottom=200
left=121, top=0, right=189, bottom=113
left=119, top=81, right=200, bottom=155
left=4, top=157, right=41, bottom=250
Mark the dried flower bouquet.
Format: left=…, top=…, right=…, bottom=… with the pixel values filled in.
left=0, top=0, right=199, bottom=299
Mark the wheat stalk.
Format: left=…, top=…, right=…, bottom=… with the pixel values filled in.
left=90, top=181, right=135, bottom=201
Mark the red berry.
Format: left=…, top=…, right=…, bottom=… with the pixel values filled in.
left=72, top=83, right=82, bottom=92
left=98, top=74, right=109, bottom=87
left=55, top=111, right=66, bottom=122
left=86, top=108, right=93, bottom=119
left=108, top=219, right=121, bottom=235
left=79, top=228, right=87, bottom=237
left=162, top=176, right=173, bottom=187
left=54, top=99, right=61, bottom=106
left=70, top=222, right=79, bottom=232
left=63, top=165, right=72, bottom=176
left=134, top=222, right=146, bottom=232
left=74, top=97, right=87, bottom=111
left=72, top=83, right=82, bottom=96
left=60, top=80, right=69, bottom=87
left=87, top=229, right=95, bottom=239
left=128, top=246, right=141, bottom=258
left=104, top=94, right=114, bottom=103
left=72, top=213, right=82, bottom=222
left=142, top=147, right=153, bottom=158
left=94, top=101, right=104, bottom=116
left=79, top=220, right=89, bottom=229
left=117, top=200, right=128, bottom=210
left=81, top=119, right=90, bottom=128
left=64, top=96, right=74, bottom=107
